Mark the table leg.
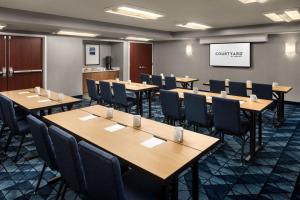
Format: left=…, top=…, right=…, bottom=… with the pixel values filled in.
left=139, top=92, right=143, bottom=116
left=135, top=92, right=140, bottom=115
left=258, top=113, right=262, bottom=147
left=192, top=161, right=199, bottom=200
left=190, top=82, right=194, bottom=90
left=246, top=112, right=257, bottom=161
left=67, top=105, right=73, bottom=111
left=148, top=90, right=152, bottom=118
left=276, top=92, right=285, bottom=125
left=171, top=177, right=178, bottom=200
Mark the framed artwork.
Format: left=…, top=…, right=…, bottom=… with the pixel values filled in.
left=85, top=44, right=100, bottom=65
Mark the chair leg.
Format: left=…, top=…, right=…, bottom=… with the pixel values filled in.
left=60, top=184, right=68, bottom=200
left=4, top=132, right=14, bottom=153
left=35, top=162, right=47, bottom=193
left=89, top=99, right=92, bottom=106
left=55, top=181, right=65, bottom=200
left=0, top=125, right=5, bottom=140
left=14, top=134, right=26, bottom=162
left=241, top=137, right=245, bottom=162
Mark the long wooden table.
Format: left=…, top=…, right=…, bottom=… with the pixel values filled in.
left=0, top=88, right=81, bottom=113
left=203, top=81, right=293, bottom=125
left=97, top=80, right=158, bottom=117
left=44, top=108, right=219, bottom=200
left=175, top=77, right=199, bottom=89
left=170, top=88, right=273, bottom=161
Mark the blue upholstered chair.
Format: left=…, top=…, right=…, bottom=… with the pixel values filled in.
left=160, top=89, right=184, bottom=125
left=140, top=73, right=150, bottom=84
left=78, top=141, right=164, bottom=200
left=151, top=75, right=163, bottom=89
left=212, top=97, right=250, bottom=161
left=165, top=76, right=177, bottom=90
left=0, top=94, right=30, bottom=161
left=0, top=99, right=6, bottom=139
left=86, top=79, right=101, bottom=105
left=229, top=82, right=247, bottom=97
left=27, top=115, right=58, bottom=193
left=99, top=81, right=114, bottom=106
left=184, top=93, right=213, bottom=133
left=112, top=83, right=135, bottom=113
left=210, top=80, right=225, bottom=93
left=49, top=125, right=86, bottom=199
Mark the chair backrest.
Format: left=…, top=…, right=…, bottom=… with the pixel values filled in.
left=184, top=93, right=209, bottom=126
left=210, top=80, right=225, bottom=93
left=0, top=95, right=4, bottom=122
left=151, top=75, right=163, bottom=89
left=86, top=79, right=98, bottom=100
left=49, top=125, right=86, bottom=193
left=140, top=73, right=150, bottom=84
left=160, top=89, right=181, bottom=119
left=252, top=83, right=273, bottom=100
left=112, top=83, right=128, bottom=107
left=212, top=97, right=241, bottom=135
left=0, top=95, right=19, bottom=134
left=100, top=81, right=113, bottom=104
left=165, top=76, right=177, bottom=90
left=229, top=81, right=247, bottom=97
left=27, top=115, right=57, bottom=170
left=78, top=141, right=126, bottom=200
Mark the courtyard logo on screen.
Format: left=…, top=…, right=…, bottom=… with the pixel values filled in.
left=215, top=51, right=243, bottom=57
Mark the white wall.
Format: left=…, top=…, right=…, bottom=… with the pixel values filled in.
left=154, top=34, right=300, bottom=102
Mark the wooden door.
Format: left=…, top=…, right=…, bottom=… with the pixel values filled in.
left=130, top=43, right=152, bottom=83
left=7, top=36, right=43, bottom=90
left=0, top=36, right=7, bottom=91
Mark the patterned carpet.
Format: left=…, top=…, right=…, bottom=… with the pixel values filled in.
left=0, top=97, right=300, bottom=200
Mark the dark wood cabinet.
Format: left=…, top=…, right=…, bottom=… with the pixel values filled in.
left=0, top=35, right=43, bottom=91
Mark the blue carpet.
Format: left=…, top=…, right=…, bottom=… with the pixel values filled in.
left=0, top=98, right=300, bottom=200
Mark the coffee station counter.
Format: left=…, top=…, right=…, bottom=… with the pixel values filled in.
left=82, top=67, right=120, bottom=94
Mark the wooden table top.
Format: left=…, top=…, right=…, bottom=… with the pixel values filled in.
left=170, top=88, right=273, bottom=112
left=96, top=79, right=158, bottom=92
left=0, top=88, right=81, bottom=111
left=44, top=109, right=204, bottom=180
left=175, top=77, right=199, bottom=83
left=82, top=105, right=219, bottom=152
left=203, top=82, right=293, bottom=93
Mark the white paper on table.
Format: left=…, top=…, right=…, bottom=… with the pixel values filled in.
left=79, top=115, right=97, bottom=121
left=18, top=91, right=30, bottom=94
left=239, top=100, right=245, bottom=104
left=104, top=124, right=125, bottom=133
left=38, top=99, right=52, bottom=103
left=206, top=96, right=212, bottom=101
left=27, top=95, right=39, bottom=98
left=141, top=137, right=166, bottom=149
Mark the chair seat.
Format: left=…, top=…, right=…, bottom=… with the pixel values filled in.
left=17, top=119, right=30, bottom=134
left=123, top=170, right=164, bottom=200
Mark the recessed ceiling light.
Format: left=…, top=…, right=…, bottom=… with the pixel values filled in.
left=238, top=0, right=267, bottom=4
left=0, top=24, right=7, bottom=29
left=285, top=10, right=300, bottom=20
left=278, top=13, right=293, bottom=22
left=176, top=22, right=212, bottom=30
left=125, top=36, right=152, bottom=41
left=264, top=13, right=284, bottom=22
left=105, top=5, right=164, bottom=20
left=57, top=30, right=98, bottom=37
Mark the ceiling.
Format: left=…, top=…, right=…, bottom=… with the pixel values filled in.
left=1, top=0, right=300, bottom=32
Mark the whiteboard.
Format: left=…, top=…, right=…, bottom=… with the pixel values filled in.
left=210, top=43, right=251, bottom=67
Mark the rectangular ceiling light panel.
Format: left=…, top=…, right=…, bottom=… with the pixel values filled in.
left=105, top=6, right=164, bottom=20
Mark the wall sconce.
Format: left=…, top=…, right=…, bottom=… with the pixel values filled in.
left=186, top=44, right=193, bottom=56
left=285, top=41, right=296, bottom=57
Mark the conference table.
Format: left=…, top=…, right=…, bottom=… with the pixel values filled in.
left=170, top=88, right=273, bottom=161
left=159, top=76, right=199, bottom=90
left=44, top=105, right=219, bottom=200
left=0, top=88, right=81, bottom=114
left=97, top=80, right=158, bottom=117
left=203, top=81, right=293, bottom=126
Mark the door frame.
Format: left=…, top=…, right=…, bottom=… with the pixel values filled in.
left=0, top=32, right=47, bottom=89
left=128, top=41, right=153, bottom=81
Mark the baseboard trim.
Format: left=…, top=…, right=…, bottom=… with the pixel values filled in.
left=285, top=101, right=300, bottom=105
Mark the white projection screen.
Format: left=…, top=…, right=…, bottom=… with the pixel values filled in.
left=210, top=43, right=251, bottom=67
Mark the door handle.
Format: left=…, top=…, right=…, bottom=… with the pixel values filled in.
left=14, top=69, right=43, bottom=74
left=2, top=67, right=7, bottom=77
left=8, top=67, right=13, bottom=77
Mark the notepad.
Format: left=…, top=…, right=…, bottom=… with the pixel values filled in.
left=79, top=115, right=97, bottom=121
left=27, top=95, right=39, bottom=98
left=141, top=137, right=166, bottom=149
left=38, top=99, right=51, bottom=103
left=18, top=91, right=30, bottom=94
left=239, top=101, right=245, bottom=104
left=104, top=124, right=125, bottom=133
